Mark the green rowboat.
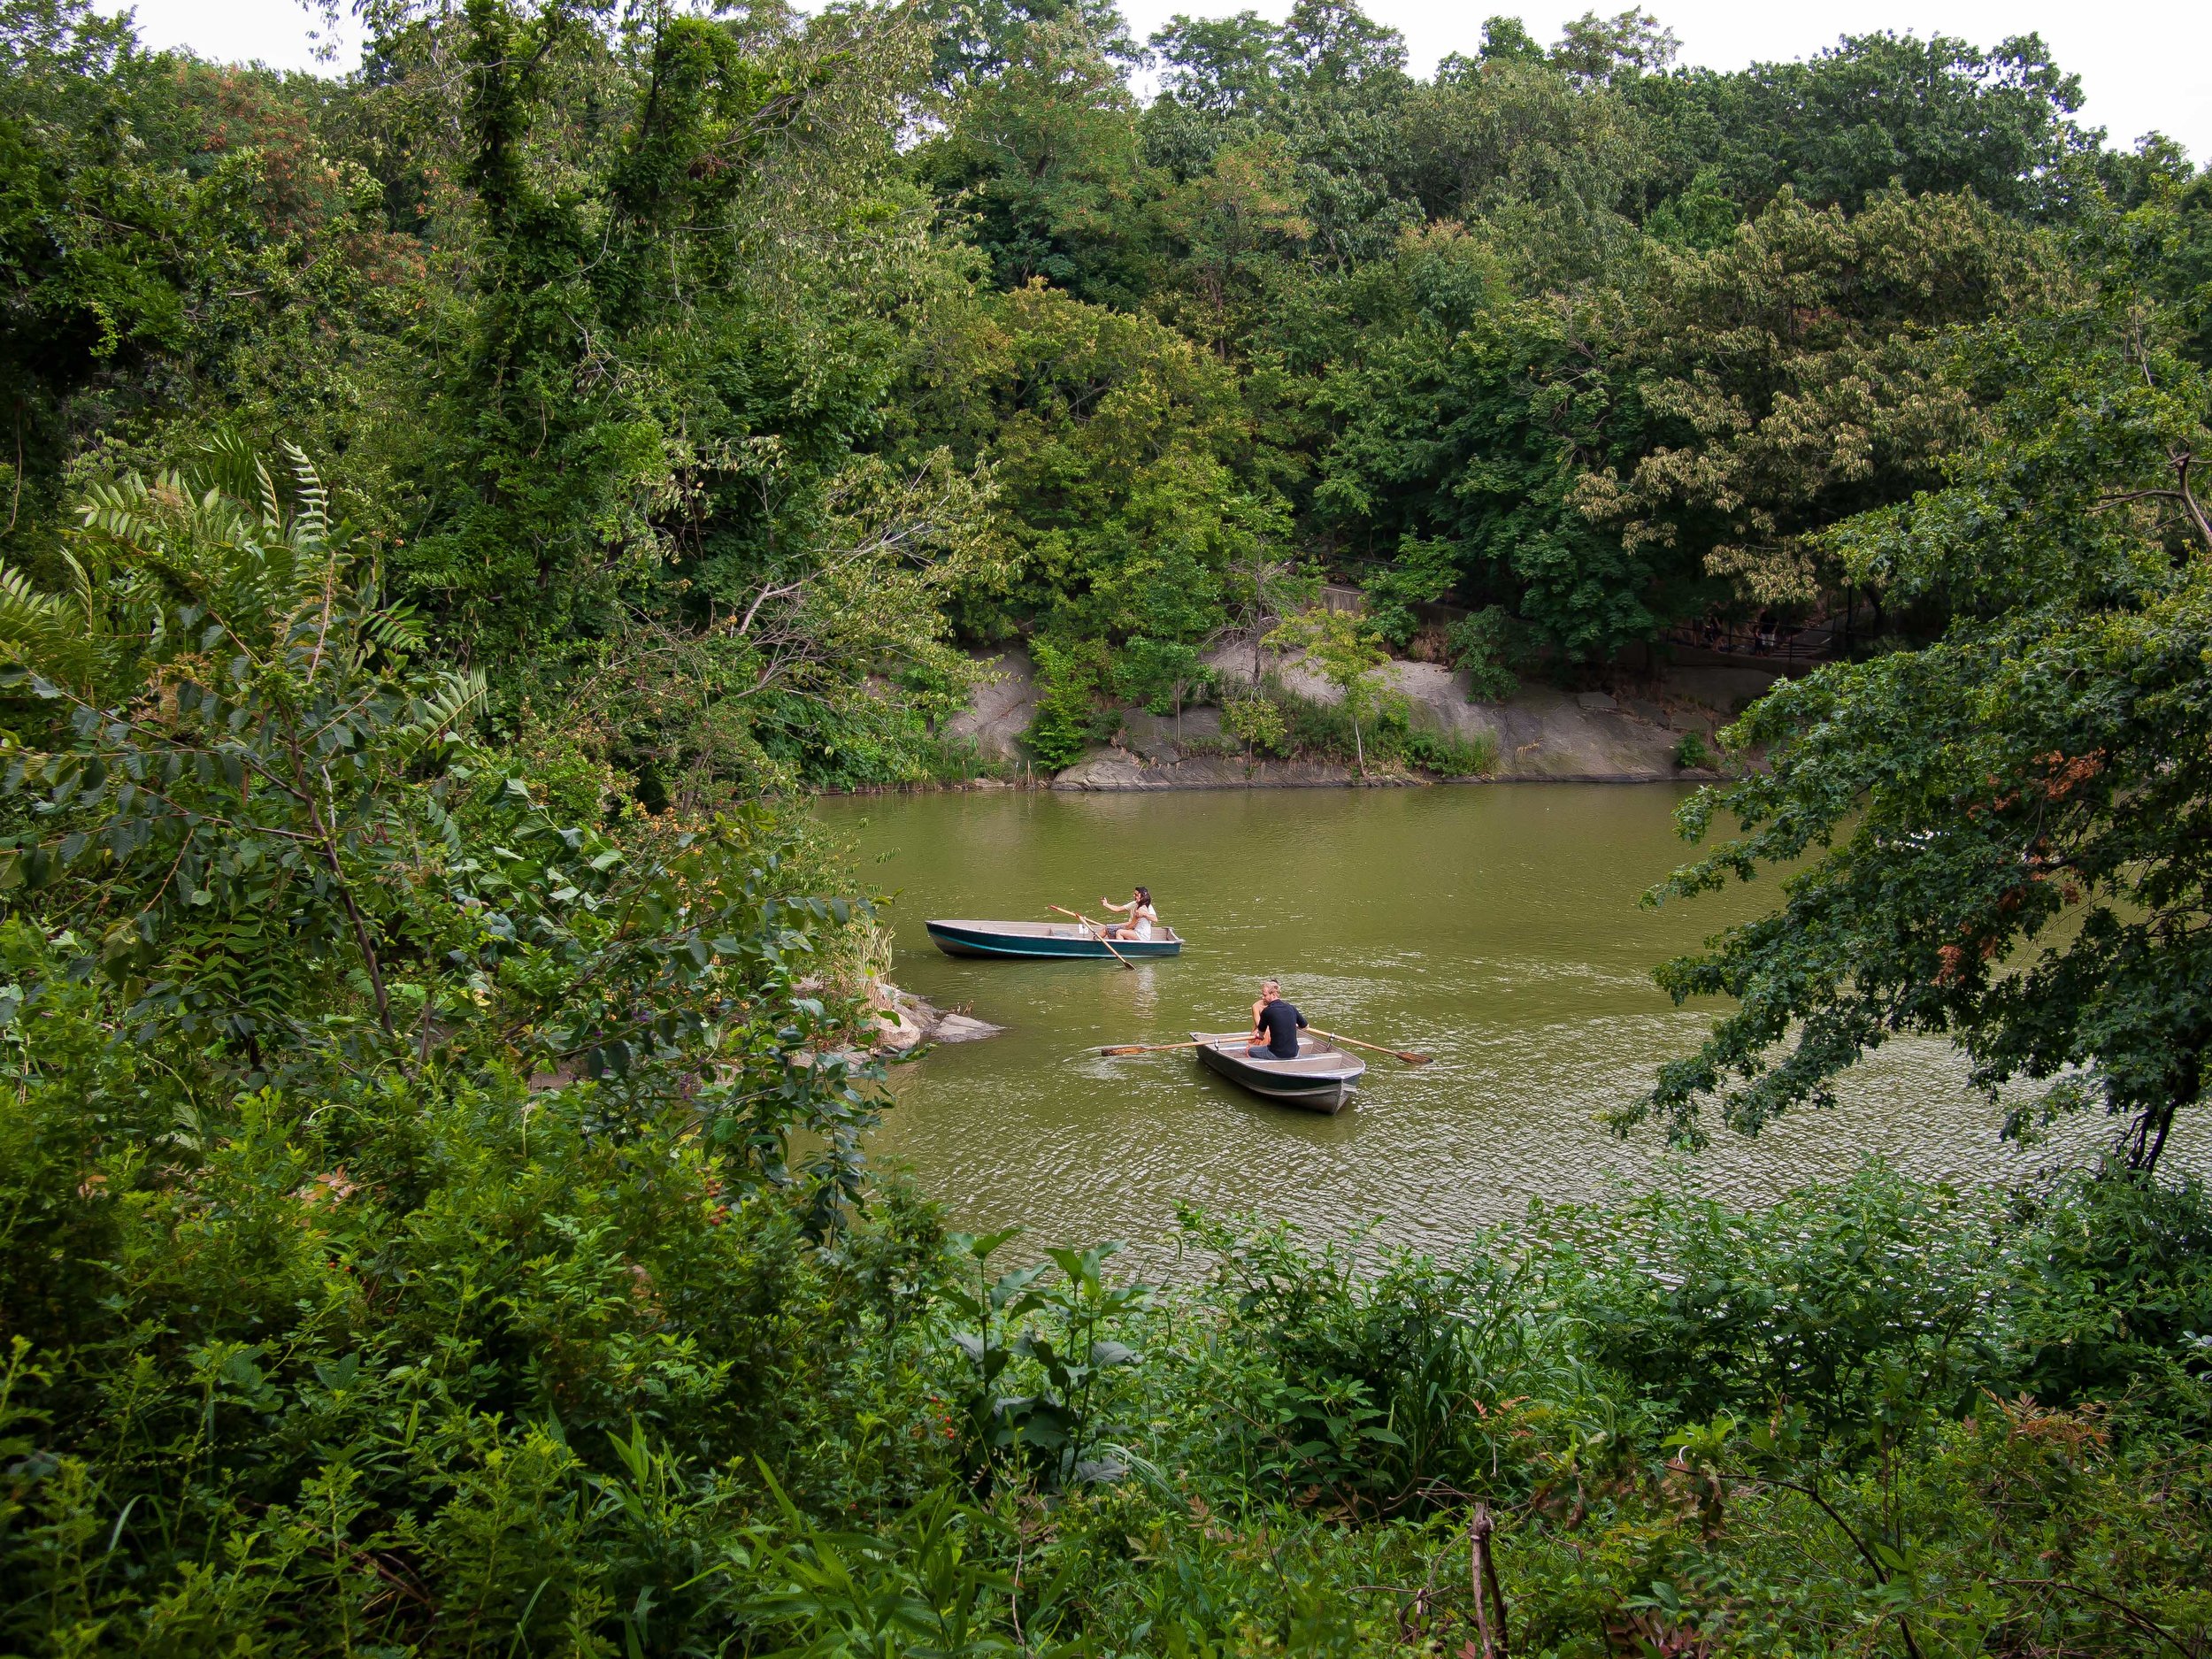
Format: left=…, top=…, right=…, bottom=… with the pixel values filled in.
left=925, top=919, right=1183, bottom=960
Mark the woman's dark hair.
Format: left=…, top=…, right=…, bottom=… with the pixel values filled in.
left=1134, top=886, right=1151, bottom=904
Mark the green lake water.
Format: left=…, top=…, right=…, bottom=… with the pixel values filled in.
left=813, top=786, right=2208, bottom=1260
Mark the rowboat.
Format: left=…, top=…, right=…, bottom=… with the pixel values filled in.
left=925, top=919, right=1184, bottom=960
left=1190, top=1030, right=1364, bottom=1113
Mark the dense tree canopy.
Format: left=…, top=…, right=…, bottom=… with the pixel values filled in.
left=1630, top=195, right=2212, bottom=1171
left=0, top=0, right=2168, bottom=767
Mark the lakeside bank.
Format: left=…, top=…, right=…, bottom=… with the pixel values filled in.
left=894, top=635, right=1794, bottom=791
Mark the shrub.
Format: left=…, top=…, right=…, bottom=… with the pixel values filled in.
left=1222, top=693, right=1291, bottom=757
left=0, top=941, right=959, bottom=1651
left=1403, top=726, right=1498, bottom=776
left=1672, top=729, right=1712, bottom=769
left=1116, top=636, right=1211, bottom=717
left=1446, top=606, right=1527, bottom=703
left=1025, top=639, right=1116, bottom=769
left=1360, top=536, right=1460, bottom=649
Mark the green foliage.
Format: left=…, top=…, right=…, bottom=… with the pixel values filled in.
left=1265, top=604, right=1388, bottom=772
left=1446, top=603, right=1525, bottom=702
left=1314, top=275, right=1674, bottom=663
left=5, top=910, right=2210, bottom=1654
left=1400, top=725, right=1496, bottom=777
left=1168, top=1208, right=1578, bottom=1509
left=2, top=0, right=2178, bottom=793
left=1628, top=223, right=2212, bottom=1169
left=0, top=946, right=964, bottom=1648
left=1637, top=31, right=2092, bottom=218
left=2, top=15, right=2210, bottom=1655
left=1358, top=534, right=1457, bottom=646
left=1220, top=690, right=1290, bottom=757
left=1548, top=1168, right=2001, bottom=1447
left=944, top=1229, right=1150, bottom=1493
left=0, top=442, right=890, bottom=1209
left=1244, top=675, right=1493, bottom=775
left=933, top=281, right=1264, bottom=654
left=1671, top=729, right=1710, bottom=769
left=1025, top=637, right=1114, bottom=769
left=1118, top=635, right=1210, bottom=716
left=1575, top=186, right=2052, bottom=605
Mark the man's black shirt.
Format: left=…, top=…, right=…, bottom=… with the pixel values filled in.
left=1256, top=1000, right=1306, bottom=1058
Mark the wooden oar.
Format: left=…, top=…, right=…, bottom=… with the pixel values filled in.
left=1308, top=1027, right=1433, bottom=1065
left=1099, top=1039, right=1206, bottom=1056
left=1048, top=903, right=1137, bottom=971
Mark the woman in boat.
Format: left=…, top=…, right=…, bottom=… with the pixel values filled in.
left=1099, top=886, right=1160, bottom=941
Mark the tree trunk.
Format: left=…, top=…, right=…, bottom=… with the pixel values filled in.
left=2134, top=1099, right=2180, bottom=1173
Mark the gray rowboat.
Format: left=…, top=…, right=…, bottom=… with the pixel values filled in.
left=1190, top=1030, right=1364, bottom=1113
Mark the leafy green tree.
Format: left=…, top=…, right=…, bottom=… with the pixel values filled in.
left=1395, top=44, right=1659, bottom=281
left=1635, top=31, right=2091, bottom=219
left=1575, top=186, right=2054, bottom=604
left=910, top=11, right=1160, bottom=306
left=1359, top=533, right=1456, bottom=646
left=1626, top=237, right=2212, bottom=1171
left=0, top=443, right=881, bottom=1204
left=0, top=0, right=382, bottom=550
left=1268, top=603, right=1387, bottom=772
left=1445, top=604, right=1525, bottom=701
left=1313, top=248, right=1670, bottom=660
left=1025, top=635, right=1113, bottom=767
left=933, top=281, right=1262, bottom=649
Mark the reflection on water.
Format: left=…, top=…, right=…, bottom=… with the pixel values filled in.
left=814, top=787, right=2208, bottom=1263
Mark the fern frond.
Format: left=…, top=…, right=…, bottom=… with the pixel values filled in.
left=0, top=561, right=79, bottom=672
left=63, top=552, right=96, bottom=635
left=254, top=457, right=283, bottom=538
left=392, top=671, right=488, bottom=760
left=284, top=443, right=329, bottom=548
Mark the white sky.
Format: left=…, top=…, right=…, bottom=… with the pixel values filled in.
left=109, top=0, right=2212, bottom=162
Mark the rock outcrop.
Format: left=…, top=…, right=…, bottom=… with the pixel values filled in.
left=1210, top=645, right=1724, bottom=782
left=941, top=648, right=1037, bottom=763
left=930, top=636, right=1763, bottom=790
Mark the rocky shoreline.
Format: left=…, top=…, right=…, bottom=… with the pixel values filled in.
left=797, top=986, right=1004, bottom=1071
left=910, top=639, right=1782, bottom=793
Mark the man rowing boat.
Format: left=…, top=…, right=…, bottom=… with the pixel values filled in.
left=1248, top=978, right=1307, bottom=1059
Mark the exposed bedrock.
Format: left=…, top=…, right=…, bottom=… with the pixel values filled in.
left=931, top=636, right=1778, bottom=789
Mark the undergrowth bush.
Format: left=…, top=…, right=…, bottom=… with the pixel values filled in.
left=1672, top=729, right=1712, bottom=769
left=1026, top=639, right=1117, bottom=769
left=1222, top=692, right=1291, bottom=757
left=1264, top=679, right=1496, bottom=775
left=1447, top=606, right=1528, bottom=703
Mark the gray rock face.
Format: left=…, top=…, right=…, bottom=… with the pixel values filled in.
left=1259, top=656, right=1686, bottom=781
left=913, top=632, right=1765, bottom=789
left=941, top=649, right=1037, bottom=761
left=1119, top=706, right=1224, bottom=762
left=1663, top=665, right=1783, bottom=715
